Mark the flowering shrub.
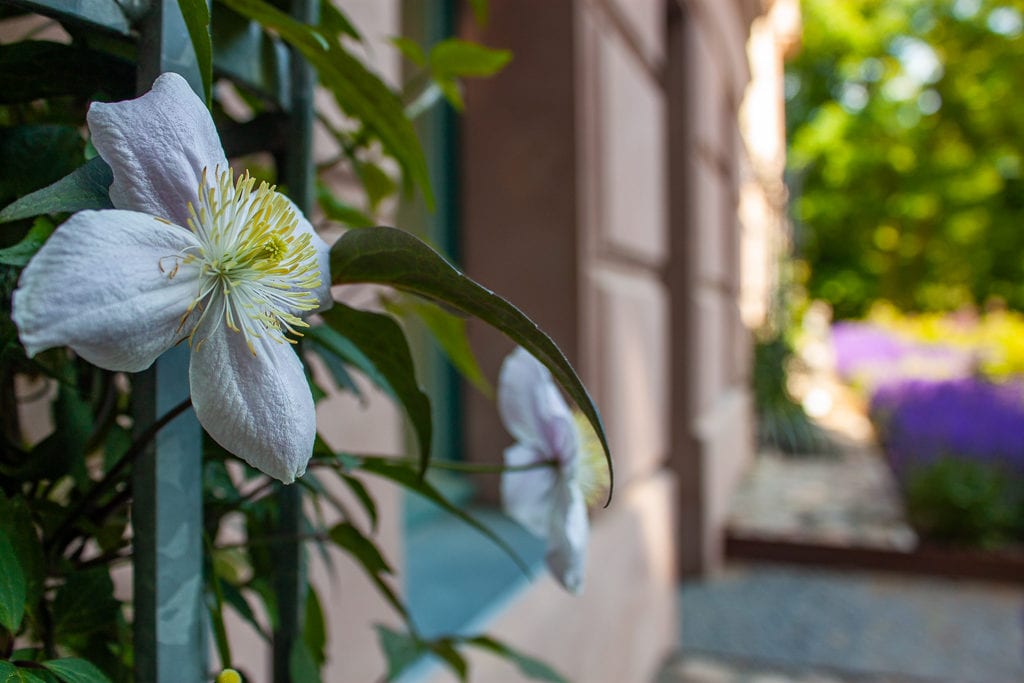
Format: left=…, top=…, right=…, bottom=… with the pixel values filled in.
left=833, top=308, right=1024, bottom=547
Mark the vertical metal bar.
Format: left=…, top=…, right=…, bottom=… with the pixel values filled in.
left=272, top=1, right=316, bottom=681
left=133, top=2, right=206, bottom=681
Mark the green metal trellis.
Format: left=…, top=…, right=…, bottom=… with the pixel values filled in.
left=5, top=1, right=313, bottom=680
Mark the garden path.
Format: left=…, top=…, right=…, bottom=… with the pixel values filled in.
left=659, top=564, right=1024, bottom=683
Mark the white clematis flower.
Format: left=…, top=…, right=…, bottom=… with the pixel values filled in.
left=12, top=72, right=332, bottom=484
left=497, top=347, right=590, bottom=594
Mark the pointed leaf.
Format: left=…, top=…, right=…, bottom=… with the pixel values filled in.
left=288, top=640, right=321, bottom=683
left=177, top=0, right=213, bottom=105
left=218, top=0, right=433, bottom=207
left=0, top=529, right=26, bottom=632
left=327, top=522, right=407, bottom=618
left=317, top=184, right=374, bottom=228
left=429, top=39, right=511, bottom=79
left=318, top=302, right=433, bottom=473
left=352, top=456, right=529, bottom=573
left=340, top=473, right=378, bottom=532
left=374, top=626, right=428, bottom=680
left=467, top=636, right=568, bottom=683
left=0, top=157, right=113, bottom=224
left=0, top=663, right=50, bottom=683
left=384, top=296, right=492, bottom=397
left=428, top=639, right=468, bottom=682
left=41, top=659, right=112, bottom=683
left=330, top=227, right=613, bottom=498
left=304, top=587, right=327, bottom=667
left=0, top=217, right=55, bottom=267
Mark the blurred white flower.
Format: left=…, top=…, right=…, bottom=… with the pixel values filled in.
left=498, top=347, right=589, bottom=594
left=13, top=72, right=331, bottom=483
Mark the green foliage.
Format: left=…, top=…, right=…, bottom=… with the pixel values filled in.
left=905, top=458, right=1023, bottom=547
left=789, top=0, right=1024, bottom=316
left=0, top=2, right=589, bottom=681
left=329, top=226, right=613, bottom=490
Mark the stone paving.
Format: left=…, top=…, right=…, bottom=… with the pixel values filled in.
left=661, top=565, right=1024, bottom=683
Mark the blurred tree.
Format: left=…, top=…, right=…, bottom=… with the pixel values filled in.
left=788, top=0, right=1024, bottom=318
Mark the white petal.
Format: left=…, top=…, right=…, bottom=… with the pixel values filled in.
left=88, top=72, right=227, bottom=226
left=12, top=210, right=200, bottom=372
left=498, top=347, right=577, bottom=460
left=189, top=327, right=316, bottom=484
left=500, top=443, right=557, bottom=538
left=545, top=480, right=588, bottom=594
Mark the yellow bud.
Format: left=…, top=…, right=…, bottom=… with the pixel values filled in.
left=216, top=669, right=242, bottom=683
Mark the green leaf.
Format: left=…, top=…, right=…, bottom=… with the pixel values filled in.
left=327, top=522, right=407, bottom=618
left=319, top=2, right=361, bottom=42
left=355, top=161, right=397, bottom=213
left=177, top=0, right=213, bottom=106
left=0, top=528, right=26, bottom=632
left=52, top=569, right=119, bottom=639
left=316, top=184, right=374, bottom=228
left=467, top=635, right=568, bottom=683
left=352, top=456, right=529, bottom=572
left=218, top=0, right=433, bottom=208
left=384, top=296, right=493, bottom=398
left=318, top=302, right=433, bottom=473
left=329, top=227, right=613, bottom=496
left=429, top=39, right=511, bottom=78
left=0, top=497, right=44, bottom=609
left=391, top=37, right=426, bottom=68
left=0, top=125, right=84, bottom=205
left=0, top=217, right=54, bottom=267
left=0, top=157, right=113, bottom=224
left=0, top=662, right=51, bottom=683
left=428, top=639, right=468, bottom=682
left=304, top=587, right=327, bottom=667
left=434, top=76, right=464, bottom=111
left=0, top=41, right=134, bottom=105
left=340, top=473, right=378, bottom=532
left=288, top=640, right=321, bottom=683
left=374, top=626, right=428, bottom=680
left=41, top=659, right=112, bottom=683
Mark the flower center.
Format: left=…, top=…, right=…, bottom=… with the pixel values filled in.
left=171, top=166, right=322, bottom=354
left=571, top=410, right=611, bottom=507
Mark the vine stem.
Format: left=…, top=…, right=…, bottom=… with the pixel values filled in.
left=48, top=396, right=193, bottom=554
left=310, top=453, right=559, bottom=475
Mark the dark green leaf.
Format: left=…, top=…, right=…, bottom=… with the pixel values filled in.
left=353, top=456, right=529, bottom=572
left=329, top=227, right=613, bottom=497
left=0, top=497, right=44, bottom=608
left=303, top=334, right=364, bottom=400
left=434, top=76, right=464, bottom=111
left=0, top=217, right=54, bottom=266
left=0, top=41, right=134, bottom=105
left=429, top=39, right=511, bottom=78
left=429, top=639, right=468, bottom=682
left=0, top=528, right=26, bottom=632
left=384, top=296, right=493, bottom=397
left=374, top=626, right=428, bottom=680
left=218, top=0, right=433, bottom=208
left=0, top=125, right=83, bottom=205
left=319, top=2, right=361, bottom=42
left=0, top=157, right=113, bottom=224
left=177, top=0, right=213, bottom=105
left=288, top=640, right=321, bottom=683
left=327, top=522, right=406, bottom=618
left=41, top=659, right=113, bottom=683
left=0, top=662, right=50, bottom=683
left=318, top=302, right=433, bottom=473
left=467, top=635, right=568, bottom=683
left=340, top=473, right=378, bottom=532
left=317, top=184, right=374, bottom=228
left=304, top=587, right=327, bottom=667
left=52, top=569, right=119, bottom=639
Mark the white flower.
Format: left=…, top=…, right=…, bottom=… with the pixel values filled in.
left=498, top=347, right=588, bottom=594
left=12, top=72, right=332, bottom=483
